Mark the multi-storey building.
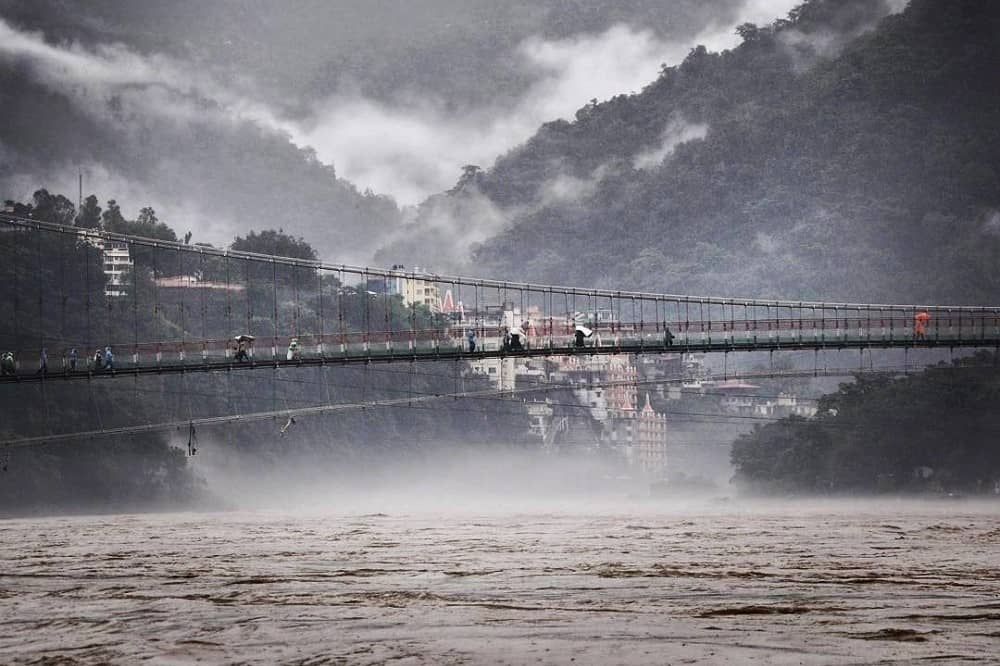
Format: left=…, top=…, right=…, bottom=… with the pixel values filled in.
left=468, top=356, right=516, bottom=391
left=372, top=266, right=442, bottom=312
left=752, top=392, right=818, bottom=418
left=526, top=399, right=554, bottom=440
left=101, top=240, right=133, bottom=297
left=632, top=393, right=669, bottom=478
left=78, top=231, right=133, bottom=297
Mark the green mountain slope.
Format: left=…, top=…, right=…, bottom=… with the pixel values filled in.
left=470, top=0, right=1000, bottom=305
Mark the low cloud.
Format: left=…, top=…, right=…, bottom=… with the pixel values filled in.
left=373, top=188, right=513, bottom=274
left=299, top=25, right=694, bottom=206
left=0, top=18, right=291, bottom=135
left=297, top=1, right=804, bottom=206
left=983, top=210, right=1000, bottom=237
left=775, top=1, right=903, bottom=71
left=538, top=163, right=617, bottom=206
left=1, top=0, right=810, bottom=261
left=633, top=117, right=709, bottom=170
left=692, top=0, right=803, bottom=52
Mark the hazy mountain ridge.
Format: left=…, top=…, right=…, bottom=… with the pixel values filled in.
left=0, top=1, right=788, bottom=258
left=464, top=0, right=1000, bottom=305
left=0, top=56, right=401, bottom=262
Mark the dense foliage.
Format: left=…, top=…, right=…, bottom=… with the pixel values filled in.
left=470, top=0, right=1000, bottom=305
left=731, top=352, right=1000, bottom=494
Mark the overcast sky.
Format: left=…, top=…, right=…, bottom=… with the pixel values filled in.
left=0, top=1, right=805, bottom=204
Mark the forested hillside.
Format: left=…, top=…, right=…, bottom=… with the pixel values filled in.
left=466, top=0, right=1000, bottom=305
left=731, top=352, right=1000, bottom=494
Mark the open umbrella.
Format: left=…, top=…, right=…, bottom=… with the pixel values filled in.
left=575, top=325, right=593, bottom=337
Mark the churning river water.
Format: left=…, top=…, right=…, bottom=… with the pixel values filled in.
left=1, top=499, right=998, bottom=664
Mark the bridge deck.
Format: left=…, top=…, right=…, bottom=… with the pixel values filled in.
left=2, top=333, right=997, bottom=384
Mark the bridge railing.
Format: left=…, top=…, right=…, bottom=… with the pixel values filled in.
left=1, top=214, right=999, bottom=377
left=2, top=313, right=998, bottom=377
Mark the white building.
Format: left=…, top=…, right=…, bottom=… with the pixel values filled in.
left=526, top=399, right=554, bottom=440
left=375, top=266, right=442, bottom=312
left=78, top=231, right=133, bottom=298
left=752, top=392, right=818, bottom=418
left=632, top=393, right=669, bottom=478
left=101, top=241, right=133, bottom=297
left=468, top=355, right=516, bottom=391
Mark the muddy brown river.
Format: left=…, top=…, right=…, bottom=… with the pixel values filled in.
left=1, top=499, right=998, bottom=664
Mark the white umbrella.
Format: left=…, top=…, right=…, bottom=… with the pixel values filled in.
left=575, top=325, right=593, bottom=337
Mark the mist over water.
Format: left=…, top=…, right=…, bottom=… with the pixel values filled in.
left=195, top=439, right=680, bottom=514
left=5, top=422, right=999, bottom=662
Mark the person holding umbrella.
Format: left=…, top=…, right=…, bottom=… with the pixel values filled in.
left=234, top=335, right=254, bottom=362
left=1, top=351, right=14, bottom=376
left=574, top=324, right=593, bottom=348
left=914, top=311, right=931, bottom=340
left=239, top=336, right=251, bottom=361
left=508, top=323, right=525, bottom=351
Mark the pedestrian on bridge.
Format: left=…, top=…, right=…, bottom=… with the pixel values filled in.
left=235, top=338, right=249, bottom=362
left=93, top=349, right=103, bottom=370
left=36, top=348, right=48, bottom=375
left=509, top=324, right=525, bottom=351
left=914, top=311, right=930, bottom=340
left=104, top=346, right=114, bottom=371
left=68, top=348, right=78, bottom=371
left=467, top=329, right=477, bottom=353
left=287, top=338, right=301, bottom=361
left=1, top=352, right=14, bottom=376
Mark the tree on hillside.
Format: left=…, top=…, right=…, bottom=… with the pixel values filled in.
left=101, top=199, right=127, bottom=232
left=136, top=207, right=158, bottom=226
left=231, top=229, right=318, bottom=261
left=134, top=206, right=178, bottom=242
left=102, top=203, right=178, bottom=242
left=449, top=164, right=484, bottom=194
left=31, top=189, right=76, bottom=226
left=735, top=22, right=761, bottom=42
left=76, top=194, right=101, bottom=229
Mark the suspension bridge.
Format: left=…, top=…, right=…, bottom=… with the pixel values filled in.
left=2, top=214, right=999, bottom=385
left=1, top=213, right=998, bottom=452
